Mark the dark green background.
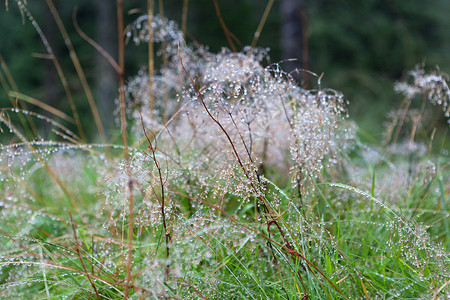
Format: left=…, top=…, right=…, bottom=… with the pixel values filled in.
left=1, top=0, right=449, bottom=142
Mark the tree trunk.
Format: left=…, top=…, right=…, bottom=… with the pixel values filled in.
left=95, top=1, right=118, bottom=138
left=281, top=0, right=309, bottom=88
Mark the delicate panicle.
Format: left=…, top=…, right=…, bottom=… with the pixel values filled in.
left=126, top=36, right=348, bottom=194
left=394, top=66, right=450, bottom=120
left=125, top=14, right=184, bottom=49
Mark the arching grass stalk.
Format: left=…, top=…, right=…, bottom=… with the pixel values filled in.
left=213, top=0, right=237, bottom=52
left=0, top=53, right=39, bottom=137
left=14, top=1, right=86, bottom=141
left=45, top=0, right=107, bottom=144
left=0, top=113, right=79, bottom=213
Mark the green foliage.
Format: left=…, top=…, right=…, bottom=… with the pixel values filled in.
left=308, top=0, right=450, bottom=135
left=1, top=1, right=449, bottom=299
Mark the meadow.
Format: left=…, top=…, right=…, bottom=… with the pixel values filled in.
left=0, top=1, right=449, bottom=299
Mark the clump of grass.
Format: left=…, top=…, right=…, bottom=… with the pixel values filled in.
left=1, top=2, right=449, bottom=299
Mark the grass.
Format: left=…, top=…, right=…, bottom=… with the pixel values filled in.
left=1, top=1, right=449, bottom=299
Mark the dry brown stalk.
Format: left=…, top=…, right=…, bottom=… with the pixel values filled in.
left=213, top=0, right=237, bottom=52
left=147, top=0, right=155, bottom=118
left=69, top=212, right=101, bottom=300
left=116, top=1, right=134, bottom=298
left=46, top=0, right=107, bottom=144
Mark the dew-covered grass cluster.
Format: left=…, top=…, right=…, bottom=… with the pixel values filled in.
left=1, top=4, right=449, bottom=299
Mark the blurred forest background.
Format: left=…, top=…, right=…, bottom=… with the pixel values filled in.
left=0, top=0, right=449, bottom=142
